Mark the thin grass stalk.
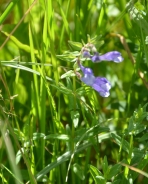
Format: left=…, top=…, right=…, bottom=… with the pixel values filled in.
left=46, top=1, right=63, bottom=181
left=8, top=121, right=37, bottom=184
left=97, top=0, right=106, bottom=34
left=30, top=83, right=36, bottom=175
left=82, top=148, right=91, bottom=184
left=117, top=0, right=132, bottom=34
left=0, top=118, right=23, bottom=184
left=124, top=134, right=133, bottom=178
left=36, top=67, right=64, bottom=182
left=140, top=26, right=148, bottom=67
left=0, top=0, right=37, bottom=50
left=28, top=5, right=40, bottom=119
left=28, top=4, right=43, bottom=176
left=47, top=0, right=59, bottom=84
left=59, top=0, right=72, bottom=48
left=0, top=58, right=37, bottom=184
left=38, top=0, right=49, bottom=169
left=74, top=0, right=81, bottom=41
left=47, top=1, right=58, bottom=182
left=0, top=0, right=19, bottom=25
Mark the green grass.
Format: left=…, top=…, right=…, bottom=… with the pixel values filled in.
left=0, top=0, right=148, bottom=183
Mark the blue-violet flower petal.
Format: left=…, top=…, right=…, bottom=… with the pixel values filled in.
left=91, top=51, right=123, bottom=63
left=79, top=64, right=111, bottom=97
left=92, top=77, right=111, bottom=97
left=79, top=64, right=95, bottom=86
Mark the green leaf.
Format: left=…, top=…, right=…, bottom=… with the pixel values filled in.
left=107, top=164, right=122, bottom=180
left=66, top=77, right=79, bottom=111
left=111, top=133, right=130, bottom=153
left=127, top=117, right=146, bottom=135
left=32, top=133, right=45, bottom=140
left=16, top=148, right=24, bottom=165
left=60, top=70, right=76, bottom=79
left=132, top=153, right=148, bottom=180
left=68, top=41, right=82, bottom=50
left=88, top=35, right=104, bottom=49
left=71, top=110, right=80, bottom=128
left=127, top=104, right=148, bottom=135
left=126, top=1, right=148, bottom=34
left=57, top=51, right=80, bottom=62
left=145, top=36, right=148, bottom=44
left=112, top=179, right=122, bottom=184
left=34, top=141, right=96, bottom=182
left=139, top=133, right=148, bottom=142
left=57, top=1, right=70, bottom=34
left=44, top=134, right=70, bottom=140
left=72, top=163, right=85, bottom=180
left=50, top=83, right=73, bottom=95
left=1, top=62, right=53, bottom=82
left=102, top=156, right=108, bottom=176
left=131, top=148, right=145, bottom=165
left=89, top=165, right=105, bottom=184
left=134, top=1, right=145, bottom=11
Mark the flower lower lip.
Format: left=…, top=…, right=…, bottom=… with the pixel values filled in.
left=79, top=64, right=111, bottom=97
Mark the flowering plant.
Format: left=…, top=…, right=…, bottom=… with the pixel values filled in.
left=59, top=36, right=123, bottom=97
left=75, top=41, right=123, bottom=97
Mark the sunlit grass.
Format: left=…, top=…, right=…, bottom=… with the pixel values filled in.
left=0, top=0, right=148, bottom=183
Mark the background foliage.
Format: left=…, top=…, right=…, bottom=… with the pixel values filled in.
left=0, top=0, right=148, bottom=183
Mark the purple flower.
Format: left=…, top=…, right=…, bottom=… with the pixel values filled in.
left=91, top=51, right=123, bottom=63
left=79, top=64, right=111, bottom=97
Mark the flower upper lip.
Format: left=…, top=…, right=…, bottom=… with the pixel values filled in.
left=82, top=51, right=124, bottom=63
